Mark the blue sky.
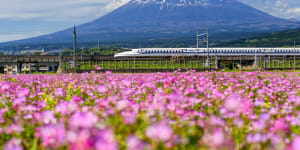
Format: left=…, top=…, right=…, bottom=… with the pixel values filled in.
left=0, top=0, right=299, bottom=42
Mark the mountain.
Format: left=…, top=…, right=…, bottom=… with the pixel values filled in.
left=2, top=0, right=300, bottom=47
left=289, top=18, right=299, bottom=22
left=218, top=28, right=300, bottom=47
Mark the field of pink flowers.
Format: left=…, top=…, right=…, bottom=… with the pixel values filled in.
left=0, top=71, right=300, bottom=150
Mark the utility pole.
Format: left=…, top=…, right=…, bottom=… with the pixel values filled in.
left=255, top=49, right=257, bottom=70
left=196, top=26, right=199, bottom=49
left=240, top=52, right=242, bottom=72
left=196, top=26, right=199, bottom=56
left=206, top=28, right=210, bottom=69
left=294, top=40, right=296, bottom=72
left=73, top=25, right=77, bottom=71
left=60, top=49, right=62, bottom=71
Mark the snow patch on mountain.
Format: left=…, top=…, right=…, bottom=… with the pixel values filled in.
left=129, top=0, right=231, bottom=8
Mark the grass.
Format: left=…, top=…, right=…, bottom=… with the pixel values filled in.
left=62, top=59, right=300, bottom=71
left=63, top=59, right=217, bottom=70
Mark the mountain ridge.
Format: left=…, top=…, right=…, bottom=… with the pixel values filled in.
left=1, top=0, right=300, bottom=47
left=218, top=28, right=300, bottom=47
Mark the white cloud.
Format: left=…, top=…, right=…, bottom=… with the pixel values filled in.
left=0, top=0, right=131, bottom=42
left=287, top=8, right=300, bottom=13
left=0, top=0, right=130, bottom=22
left=239, top=0, right=300, bottom=20
left=0, top=32, right=49, bottom=42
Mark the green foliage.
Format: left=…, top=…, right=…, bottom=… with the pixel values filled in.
left=219, top=28, right=300, bottom=47
left=62, top=47, right=125, bottom=56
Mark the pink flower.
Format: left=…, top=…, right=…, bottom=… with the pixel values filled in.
left=0, top=83, right=10, bottom=91
left=4, top=138, right=23, bottom=150
left=116, top=100, right=129, bottom=111
left=18, top=88, right=30, bottom=98
left=121, top=111, right=137, bottom=124
left=36, top=124, right=66, bottom=148
left=55, top=101, right=78, bottom=115
left=271, top=119, right=289, bottom=133
left=54, top=88, right=65, bottom=97
left=127, top=135, right=144, bottom=150
left=224, top=94, right=242, bottom=111
left=13, top=97, right=26, bottom=108
left=210, top=128, right=225, bottom=147
left=68, top=130, right=92, bottom=150
left=288, top=136, right=300, bottom=150
left=34, top=110, right=57, bottom=124
left=146, top=123, right=173, bottom=142
left=94, top=65, right=101, bottom=70
left=70, top=111, right=98, bottom=129
left=96, top=85, right=108, bottom=93
left=71, top=96, right=84, bottom=102
left=95, top=129, right=118, bottom=150
left=5, top=124, right=24, bottom=134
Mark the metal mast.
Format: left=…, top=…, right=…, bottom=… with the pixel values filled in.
left=206, top=28, right=209, bottom=52
left=73, top=25, right=77, bottom=69
left=206, top=28, right=210, bottom=69
left=294, top=40, right=296, bottom=72
left=196, top=26, right=199, bottom=55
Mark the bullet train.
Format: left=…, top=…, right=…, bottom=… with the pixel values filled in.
left=114, top=48, right=300, bottom=58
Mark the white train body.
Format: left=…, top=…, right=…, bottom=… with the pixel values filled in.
left=115, top=48, right=300, bottom=57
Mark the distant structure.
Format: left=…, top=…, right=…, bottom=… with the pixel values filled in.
left=20, top=49, right=45, bottom=55
left=73, top=25, right=77, bottom=69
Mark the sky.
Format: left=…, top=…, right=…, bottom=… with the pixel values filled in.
left=0, top=0, right=300, bottom=42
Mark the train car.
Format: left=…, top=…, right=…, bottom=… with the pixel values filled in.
left=114, top=48, right=300, bottom=58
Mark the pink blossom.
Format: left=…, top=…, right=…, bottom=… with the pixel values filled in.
left=18, top=88, right=30, bottom=98
left=5, top=124, right=24, bottom=134
left=287, top=136, right=300, bottom=150
left=68, top=130, right=92, bottom=150
left=70, top=111, right=98, bottom=129
left=55, top=101, right=78, bottom=115
left=4, top=138, right=23, bottom=150
left=94, top=65, right=101, bottom=70
left=71, top=96, right=84, bottom=102
left=54, top=88, right=65, bottom=97
left=116, top=100, right=129, bottom=111
left=127, top=135, right=144, bottom=150
left=96, top=85, right=108, bottom=93
left=271, top=118, right=289, bottom=133
left=36, top=124, right=66, bottom=148
left=95, top=129, right=118, bottom=150
left=34, top=110, right=57, bottom=124
left=211, top=128, right=225, bottom=147
left=224, top=94, right=242, bottom=111
left=146, top=123, right=173, bottom=142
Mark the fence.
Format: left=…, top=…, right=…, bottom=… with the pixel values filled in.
left=62, top=56, right=300, bottom=73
